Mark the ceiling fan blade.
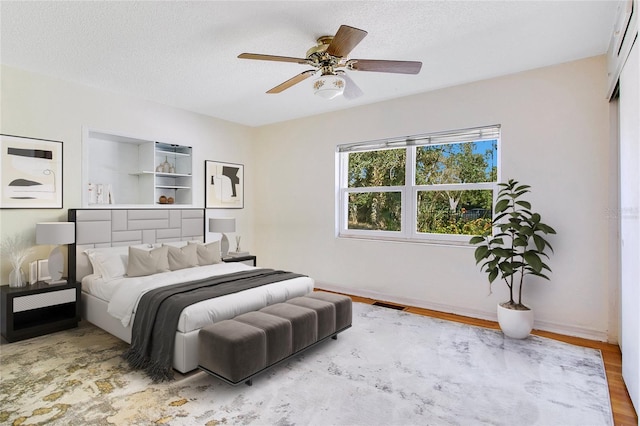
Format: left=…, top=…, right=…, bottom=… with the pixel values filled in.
left=266, top=70, right=317, bottom=93
left=339, top=72, right=364, bottom=100
left=238, top=53, right=308, bottom=65
left=326, top=25, right=368, bottom=58
left=348, top=59, right=422, bottom=74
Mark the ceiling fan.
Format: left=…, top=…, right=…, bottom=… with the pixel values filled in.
left=238, top=25, right=422, bottom=100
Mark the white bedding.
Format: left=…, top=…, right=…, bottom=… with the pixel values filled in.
left=82, top=263, right=314, bottom=333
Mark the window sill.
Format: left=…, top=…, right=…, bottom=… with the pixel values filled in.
left=337, top=232, right=475, bottom=248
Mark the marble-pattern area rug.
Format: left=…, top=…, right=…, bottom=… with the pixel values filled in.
left=0, top=302, right=613, bottom=426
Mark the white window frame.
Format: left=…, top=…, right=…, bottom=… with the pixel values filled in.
left=337, top=125, right=500, bottom=245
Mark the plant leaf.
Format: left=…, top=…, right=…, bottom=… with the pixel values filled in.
left=523, top=251, right=543, bottom=273
left=492, top=248, right=511, bottom=258
left=474, top=246, right=490, bottom=263
left=489, top=237, right=504, bottom=245
left=537, top=223, right=557, bottom=234
left=495, top=199, right=510, bottom=213
left=469, top=236, right=485, bottom=245
left=513, top=237, right=528, bottom=247
left=493, top=212, right=508, bottom=222
left=532, top=234, right=546, bottom=252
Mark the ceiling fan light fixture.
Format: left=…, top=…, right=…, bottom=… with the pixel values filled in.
left=313, top=74, right=345, bottom=99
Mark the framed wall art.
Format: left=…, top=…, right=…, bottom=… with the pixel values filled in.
left=205, top=160, right=244, bottom=209
left=0, top=134, right=63, bottom=209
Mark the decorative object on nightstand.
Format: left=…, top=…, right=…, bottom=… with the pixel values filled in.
left=36, top=222, right=75, bottom=285
left=228, top=251, right=250, bottom=257
left=209, top=217, right=236, bottom=257
left=29, top=260, right=38, bottom=285
left=1, top=234, right=34, bottom=288
left=228, top=234, right=249, bottom=257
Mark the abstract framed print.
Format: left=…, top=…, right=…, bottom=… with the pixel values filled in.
left=0, top=134, right=63, bottom=208
left=205, top=160, right=244, bottom=209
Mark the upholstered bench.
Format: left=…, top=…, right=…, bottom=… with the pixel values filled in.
left=198, top=292, right=352, bottom=385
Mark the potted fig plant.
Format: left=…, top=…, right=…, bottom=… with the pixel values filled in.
left=469, top=179, right=556, bottom=338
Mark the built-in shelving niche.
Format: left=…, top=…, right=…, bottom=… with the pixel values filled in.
left=82, top=128, right=193, bottom=207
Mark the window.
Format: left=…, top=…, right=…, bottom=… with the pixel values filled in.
left=337, top=125, right=500, bottom=243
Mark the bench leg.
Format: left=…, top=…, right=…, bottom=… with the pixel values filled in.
left=332, top=334, right=338, bottom=340
left=245, top=378, right=253, bottom=386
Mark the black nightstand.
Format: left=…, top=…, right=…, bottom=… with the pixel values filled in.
left=1, top=281, right=81, bottom=343
left=222, top=255, right=257, bottom=267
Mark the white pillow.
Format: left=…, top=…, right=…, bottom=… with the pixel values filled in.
left=84, top=246, right=128, bottom=281
left=188, top=240, right=222, bottom=265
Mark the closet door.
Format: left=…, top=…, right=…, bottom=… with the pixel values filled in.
left=619, top=40, right=640, bottom=412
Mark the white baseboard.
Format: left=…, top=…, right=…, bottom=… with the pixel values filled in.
left=315, top=281, right=610, bottom=343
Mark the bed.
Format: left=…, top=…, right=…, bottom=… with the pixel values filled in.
left=68, top=209, right=314, bottom=374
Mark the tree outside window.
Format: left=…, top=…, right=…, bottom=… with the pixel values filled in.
left=338, top=126, right=499, bottom=243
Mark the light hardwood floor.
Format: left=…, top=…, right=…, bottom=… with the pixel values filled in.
left=341, top=293, right=638, bottom=426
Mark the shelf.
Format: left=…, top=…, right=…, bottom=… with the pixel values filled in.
left=156, top=149, right=191, bottom=157
left=156, top=172, right=192, bottom=178
left=156, top=185, right=191, bottom=189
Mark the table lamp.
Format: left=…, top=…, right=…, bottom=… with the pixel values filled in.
left=209, top=218, right=235, bottom=257
left=36, top=222, right=75, bottom=284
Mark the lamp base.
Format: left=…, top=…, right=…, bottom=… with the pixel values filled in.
left=220, top=233, right=230, bottom=257
left=48, top=245, right=65, bottom=283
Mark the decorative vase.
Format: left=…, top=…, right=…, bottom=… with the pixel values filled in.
left=162, top=156, right=171, bottom=173
left=9, top=267, right=26, bottom=288
left=235, top=236, right=241, bottom=252
left=497, top=303, right=534, bottom=339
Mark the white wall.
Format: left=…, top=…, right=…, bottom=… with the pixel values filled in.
left=252, top=56, right=615, bottom=341
left=0, top=57, right=616, bottom=342
left=0, top=65, right=255, bottom=279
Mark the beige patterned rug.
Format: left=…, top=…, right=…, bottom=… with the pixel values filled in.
left=0, top=303, right=613, bottom=425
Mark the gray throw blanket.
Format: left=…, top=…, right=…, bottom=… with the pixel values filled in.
left=123, top=268, right=306, bottom=382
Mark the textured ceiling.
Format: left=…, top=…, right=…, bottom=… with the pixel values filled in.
left=1, top=1, right=617, bottom=127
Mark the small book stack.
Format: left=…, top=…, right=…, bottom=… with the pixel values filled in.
left=227, top=251, right=249, bottom=257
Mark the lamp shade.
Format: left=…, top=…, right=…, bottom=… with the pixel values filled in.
left=209, top=218, right=236, bottom=233
left=313, top=74, right=345, bottom=99
left=36, top=222, right=75, bottom=245
left=36, top=222, right=75, bottom=284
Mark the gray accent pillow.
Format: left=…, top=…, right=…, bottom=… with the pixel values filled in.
left=127, top=245, right=170, bottom=277
left=188, top=241, right=222, bottom=265
left=166, top=243, right=199, bottom=271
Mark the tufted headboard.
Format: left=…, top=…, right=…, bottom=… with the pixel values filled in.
left=68, top=208, right=205, bottom=282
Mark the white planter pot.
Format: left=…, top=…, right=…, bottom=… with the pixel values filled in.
left=497, top=303, right=534, bottom=339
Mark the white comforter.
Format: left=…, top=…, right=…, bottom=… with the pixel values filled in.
left=82, top=263, right=314, bottom=331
